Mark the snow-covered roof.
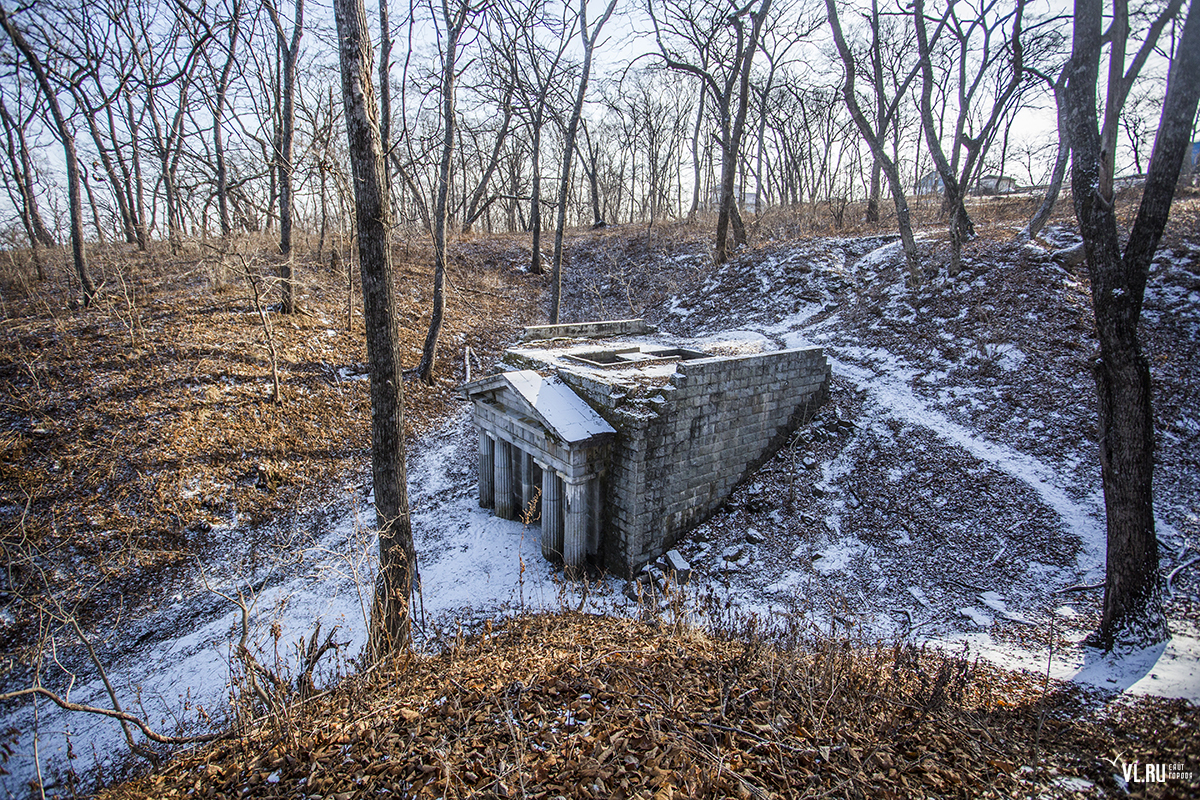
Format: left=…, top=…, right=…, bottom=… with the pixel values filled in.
left=469, top=370, right=615, bottom=444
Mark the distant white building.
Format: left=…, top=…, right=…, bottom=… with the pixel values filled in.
left=706, top=189, right=759, bottom=214
left=975, top=174, right=1017, bottom=195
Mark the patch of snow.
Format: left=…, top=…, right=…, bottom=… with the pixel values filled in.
left=993, top=344, right=1026, bottom=371
left=959, top=607, right=994, bottom=628
left=812, top=538, right=865, bottom=573
left=1052, top=776, right=1094, bottom=792
left=687, top=330, right=778, bottom=353
left=855, top=240, right=905, bottom=270
left=945, top=630, right=1200, bottom=703
left=336, top=366, right=368, bottom=382
left=907, top=586, right=933, bottom=610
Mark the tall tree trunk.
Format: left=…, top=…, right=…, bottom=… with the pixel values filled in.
left=1024, top=142, right=1069, bottom=240
left=105, top=101, right=141, bottom=246
left=146, top=87, right=185, bottom=255
left=866, top=160, right=882, bottom=223
left=1, top=9, right=95, bottom=305
left=866, top=0, right=884, bottom=225
left=215, top=0, right=240, bottom=239
left=1065, top=0, right=1200, bottom=650
left=379, top=0, right=392, bottom=195
left=825, top=0, right=920, bottom=282
left=529, top=121, right=544, bottom=274
left=333, top=0, right=416, bottom=658
left=912, top=0, right=974, bottom=277
left=720, top=0, right=770, bottom=260
left=462, top=85, right=513, bottom=234
left=1021, top=67, right=1071, bottom=241
left=688, top=88, right=705, bottom=221
left=417, top=0, right=468, bottom=383
left=550, top=0, right=618, bottom=324
left=124, top=94, right=148, bottom=250
left=267, top=0, right=304, bottom=313
left=0, top=97, right=56, bottom=248
left=81, top=161, right=107, bottom=244
left=72, top=84, right=137, bottom=246
left=577, top=135, right=603, bottom=228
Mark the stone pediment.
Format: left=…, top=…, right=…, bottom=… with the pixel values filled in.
left=463, top=370, right=615, bottom=445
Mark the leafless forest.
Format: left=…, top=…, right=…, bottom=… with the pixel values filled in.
left=2, top=0, right=1200, bottom=794
left=1, top=0, right=1174, bottom=266
left=5, top=0, right=1193, bottom=652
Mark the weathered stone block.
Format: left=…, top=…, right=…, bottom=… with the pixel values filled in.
left=470, top=332, right=828, bottom=578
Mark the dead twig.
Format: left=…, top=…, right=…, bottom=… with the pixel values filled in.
left=1055, top=581, right=1104, bottom=593
left=0, top=686, right=229, bottom=745
left=1166, top=556, right=1200, bottom=597
left=238, top=253, right=283, bottom=404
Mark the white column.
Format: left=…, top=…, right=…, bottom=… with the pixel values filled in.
left=520, top=451, right=536, bottom=519
left=563, top=479, right=588, bottom=576
left=478, top=431, right=494, bottom=508
left=494, top=438, right=514, bottom=520
left=541, top=467, right=563, bottom=561
left=588, top=478, right=602, bottom=556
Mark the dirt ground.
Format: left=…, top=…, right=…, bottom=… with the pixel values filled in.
left=0, top=233, right=541, bottom=650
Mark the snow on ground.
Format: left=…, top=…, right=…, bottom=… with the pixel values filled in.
left=5, top=229, right=1199, bottom=794
left=0, top=412, right=618, bottom=795
left=648, top=230, right=1200, bottom=706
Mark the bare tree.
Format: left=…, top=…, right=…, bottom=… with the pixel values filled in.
left=0, top=5, right=97, bottom=305
left=1064, top=0, right=1199, bottom=650
left=333, top=0, right=417, bottom=657
left=127, top=0, right=205, bottom=255
left=861, top=0, right=912, bottom=223
left=825, top=0, right=921, bottom=281
left=651, top=0, right=773, bottom=264
left=461, top=29, right=517, bottom=234
left=1019, top=62, right=1069, bottom=241
left=574, top=116, right=607, bottom=227
left=686, top=68, right=706, bottom=220
left=749, top=9, right=811, bottom=213
left=912, top=0, right=1034, bottom=277
left=264, top=0, right=304, bottom=313
left=507, top=0, right=574, bottom=274
left=379, top=0, right=393, bottom=197
left=0, top=93, right=56, bottom=250
left=416, top=0, right=476, bottom=384
left=548, top=0, right=618, bottom=324
left=208, top=0, right=245, bottom=239
left=57, top=1, right=142, bottom=247
left=614, top=70, right=694, bottom=222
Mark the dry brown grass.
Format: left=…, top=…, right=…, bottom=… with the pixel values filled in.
left=99, top=611, right=1199, bottom=799
left=0, top=233, right=542, bottom=645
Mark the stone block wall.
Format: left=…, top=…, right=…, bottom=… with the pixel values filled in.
left=597, top=346, right=829, bottom=576
left=519, top=319, right=655, bottom=342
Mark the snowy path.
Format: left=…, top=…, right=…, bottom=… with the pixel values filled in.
left=685, top=236, right=1199, bottom=707
left=829, top=353, right=1198, bottom=700
left=829, top=356, right=1107, bottom=571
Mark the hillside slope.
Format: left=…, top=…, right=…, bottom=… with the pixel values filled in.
left=101, top=612, right=1198, bottom=800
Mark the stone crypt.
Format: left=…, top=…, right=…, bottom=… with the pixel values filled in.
left=463, top=319, right=830, bottom=577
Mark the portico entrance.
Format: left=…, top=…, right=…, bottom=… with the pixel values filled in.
left=465, top=370, right=614, bottom=573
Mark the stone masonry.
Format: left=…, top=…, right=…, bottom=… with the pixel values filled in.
left=464, top=320, right=830, bottom=578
